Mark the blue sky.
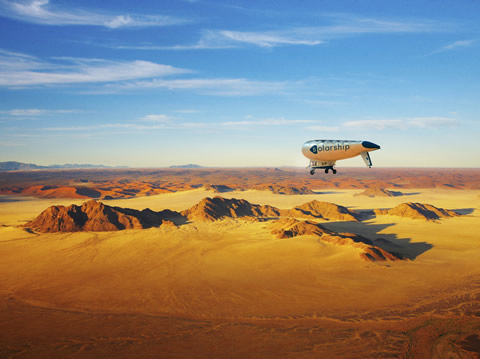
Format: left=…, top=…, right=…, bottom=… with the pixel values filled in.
left=0, top=0, right=479, bottom=167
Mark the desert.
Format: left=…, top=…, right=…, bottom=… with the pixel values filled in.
left=3, top=0, right=480, bottom=356
left=0, top=168, right=479, bottom=358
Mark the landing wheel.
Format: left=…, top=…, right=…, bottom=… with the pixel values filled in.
left=325, top=168, right=329, bottom=174
left=310, top=169, right=315, bottom=175
left=332, top=169, right=337, bottom=174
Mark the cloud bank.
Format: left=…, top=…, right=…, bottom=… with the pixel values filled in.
left=0, top=49, right=289, bottom=96
left=127, top=14, right=447, bottom=50
left=0, top=50, right=189, bottom=87
left=0, top=0, right=186, bottom=28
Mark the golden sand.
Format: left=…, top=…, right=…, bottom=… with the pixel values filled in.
left=1, top=188, right=479, bottom=357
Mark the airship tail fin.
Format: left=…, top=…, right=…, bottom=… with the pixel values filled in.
left=360, top=151, right=372, bottom=168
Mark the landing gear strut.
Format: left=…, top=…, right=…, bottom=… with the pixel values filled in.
left=324, top=168, right=337, bottom=174
left=310, top=167, right=336, bottom=175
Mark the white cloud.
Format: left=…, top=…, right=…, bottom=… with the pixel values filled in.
left=343, top=117, right=459, bottom=130
left=179, top=122, right=208, bottom=129
left=0, top=49, right=293, bottom=96
left=325, top=15, right=441, bottom=34
left=0, top=108, right=74, bottom=116
left=146, top=15, right=445, bottom=50
left=115, top=77, right=289, bottom=96
left=45, top=123, right=170, bottom=131
left=0, top=48, right=44, bottom=71
left=0, top=0, right=186, bottom=28
left=39, top=115, right=314, bottom=133
left=0, top=50, right=189, bottom=87
left=43, top=121, right=214, bottom=132
left=427, top=39, right=476, bottom=55
left=212, top=30, right=324, bottom=48
left=105, top=15, right=133, bottom=28
left=139, top=114, right=175, bottom=123
left=406, top=117, right=459, bottom=128
left=174, top=109, right=200, bottom=114
left=221, top=118, right=313, bottom=126
left=343, top=119, right=404, bottom=130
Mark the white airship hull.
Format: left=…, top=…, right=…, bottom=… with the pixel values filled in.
left=302, top=139, right=380, bottom=174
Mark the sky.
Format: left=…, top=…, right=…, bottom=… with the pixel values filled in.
left=0, top=0, right=479, bottom=168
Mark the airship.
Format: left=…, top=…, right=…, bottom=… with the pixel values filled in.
left=302, top=139, right=381, bottom=174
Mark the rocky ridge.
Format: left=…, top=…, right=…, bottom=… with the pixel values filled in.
left=252, top=184, right=314, bottom=195
left=181, top=196, right=280, bottom=221
left=287, top=200, right=359, bottom=221
left=374, top=202, right=459, bottom=221
left=269, top=218, right=404, bottom=261
left=354, top=187, right=404, bottom=197
left=24, top=200, right=184, bottom=232
left=203, top=184, right=235, bottom=193
left=23, top=197, right=413, bottom=262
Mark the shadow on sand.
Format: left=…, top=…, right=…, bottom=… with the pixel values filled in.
left=322, top=220, right=433, bottom=261
left=403, top=192, right=421, bottom=196
left=453, top=208, right=476, bottom=215
left=0, top=196, right=26, bottom=203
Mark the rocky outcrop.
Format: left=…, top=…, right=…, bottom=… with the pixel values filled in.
left=181, top=197, right=360, bottom=222
left=24, top=200, right=185, bottom=232
left=23, top=197, right=363, bottom=232
left=181, top=196, right=280, bottom=221
left=286, top=200, right=359, bottom=221
left=354, top=187, right=403, bottom=197
left=268, top=218, right=404, bottom=262
left=374, top=202, right=459, bottom=221
left=203, top=184, right=235, bottom=193
left=23, top=197, right=407, bottom=262
left=252, top=184, right=314, bottom=195
left=269, top=218, right=331, bottom=238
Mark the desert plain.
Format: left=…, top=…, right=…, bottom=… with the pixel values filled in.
left=0, top=168, right=479, bottom=358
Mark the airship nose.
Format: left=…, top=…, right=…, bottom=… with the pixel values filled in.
left=362, top=141, right=380, bottom=150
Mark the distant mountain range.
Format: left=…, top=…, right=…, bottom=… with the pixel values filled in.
left=0, top=161, right=126, bottom=171
left=169, top=164, right=204, bottom=168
